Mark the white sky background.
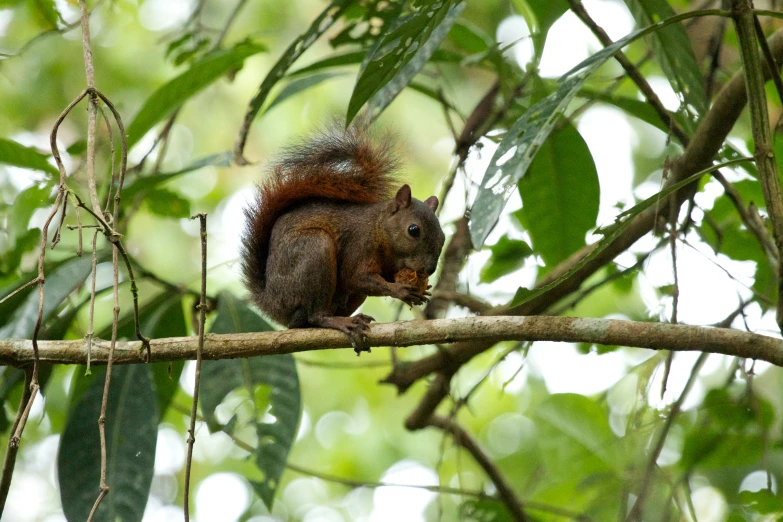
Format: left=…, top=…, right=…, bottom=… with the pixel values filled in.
left=3, top=0, right=781, bottom=521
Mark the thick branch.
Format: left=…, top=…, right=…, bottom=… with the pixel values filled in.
left=395, top=28, right=783, bottom=403
left=521, top=28, right=783, bottom=317
left=1, top=317, right=781, bottom=369
left=732, top=1, right=783, bottom=332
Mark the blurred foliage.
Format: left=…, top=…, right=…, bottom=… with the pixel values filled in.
left=1, top=0, right=783, bottom=521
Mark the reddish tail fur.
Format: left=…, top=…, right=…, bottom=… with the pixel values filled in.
left=241, top=126, right=398, bottom=291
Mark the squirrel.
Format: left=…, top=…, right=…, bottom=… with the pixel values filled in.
left=241, top=125, right=445, bottom=353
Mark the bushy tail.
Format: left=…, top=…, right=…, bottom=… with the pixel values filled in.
left=241, top=125, right=398, bottom=293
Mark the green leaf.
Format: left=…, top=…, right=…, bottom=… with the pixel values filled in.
left=364, top=1, right=466, bottom=122
left=459, top=498, right=513, bottom=522
left=447, top=22, right=491, bottom=54
left=66, top=139, right=87, bottom=156
left=0, top=228, right=40, bottom=277
left=122, top=151, right=232, bottom=200
left=0, top=255, right=93, bottom=339
left=480, top=237, right=533, bottom=283
left=240, top=0, right=356, bottom=135
left=469, top=9, right=711, bottom=248
left=29, top=0, right=59, bottom=28
left=58, top=365, right=158, bottom=522
left=623, top=0, right=708, bottom=123
left=578, top=88, right=671, bottom=132
left=126, top=43, right=266, bottom=149
left=288, top=51, right=366, bottom=77
left=93, top=291, right=187, bottom=415
left=9, top=181, right=53, bottom=238
left=739, top=489, right=783, bottom=514
left=346, top=0, right=465, bottom=126
left=0, top=138, right=58, bottom=175
left=0, top=367, right=25, bottom=432
left=330, top=1, right=404, bottom=49
left=524, top=0, right=569, bottom=57
left=145, top=189, right=191, bottom=218
left=202, top=292, right=300, bottom=511
left=508, top=156, right=752, bottom=307
left=515, top=122, right=599, bottom=267
left=264, top=72, right=346, bottom=114
left=533, top=393, right=621, bottom=474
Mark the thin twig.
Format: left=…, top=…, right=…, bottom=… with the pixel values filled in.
left=76, top=206, right=84, bottom=256
left=85, top=230, right=99, bottom=374
left=712, top=171, right=778, bottom=269
left=0, top=369, right=32, bottom=513
left=51, top=194, right=68, bottom=248
left=567, top=0, right=690, bottom=146
left=213, top=0, right=249, bottom=50
left=0, top=277, right=41, bottom=306
left=96, top=103, right=116, bottom=215
left=68, top=188, right=151, bottom=357
left=184, top=213, right=208, bottom=521
left=627, top=353, right=708, bottom=521
left=427, top=414, right=529, bottom=521
left=754, top=14, right=783, bottom=105
left=86, top=243, right=120, bottom=522
left=0, top=81, right=86, bottom=522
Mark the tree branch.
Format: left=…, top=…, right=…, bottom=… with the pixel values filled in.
left=1, top=316, right=781, bottom=369
left=732, top=0, right=783, bottom=333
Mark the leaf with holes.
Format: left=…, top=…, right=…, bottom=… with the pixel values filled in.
left=202, top=291, right=300, bottom=511
left=58, top=365, right=158, bottom=522
left=623, top=0, right=707, bottom=125
left=346, top=0, right=465, bottom=126
left=365, top=1, right=465, bottom=122
left=515, top=122, right=599, bottom=267
left=0, top=138, right=57, bottom=175
left=126, top=42, right=265, bottom=149
left=469, top=10, right=712, bottom=249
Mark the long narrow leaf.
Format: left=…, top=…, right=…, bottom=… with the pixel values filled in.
left=0, top=138, right=58, bottom=175
left=365, top=1, right=465, bottom=121
left=469, top=9, right=728, bottom=248
left=127, top=43, right=265, bottom=149
left=347, top=0, right=466, bottom=126
left=58, top=365, right=158, bottom=522
left=238, top=0, right=356, bottom=135
left=624, top=0, right=708, bottom=124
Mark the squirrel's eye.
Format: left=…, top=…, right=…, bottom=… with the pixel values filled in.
left=408, top=224, right=420, bottom=238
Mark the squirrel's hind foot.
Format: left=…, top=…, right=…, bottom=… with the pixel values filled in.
left=314, top=314, right=375, bottom=356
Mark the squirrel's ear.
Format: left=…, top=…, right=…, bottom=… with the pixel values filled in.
left=395, top=185, right=412, bottom=211
left=424, top=196, right=439, bottom=212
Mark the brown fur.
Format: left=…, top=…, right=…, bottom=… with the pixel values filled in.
left=241, top=125, right=445, bottom=352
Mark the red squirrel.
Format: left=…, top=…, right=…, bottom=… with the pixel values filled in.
left=241, top=126, right=445, bottom=353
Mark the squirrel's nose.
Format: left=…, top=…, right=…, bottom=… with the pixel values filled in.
left=425, top=263, right=437, bottom=276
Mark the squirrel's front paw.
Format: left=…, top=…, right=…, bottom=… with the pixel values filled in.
left=394, top=284, right=429, bottom=307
